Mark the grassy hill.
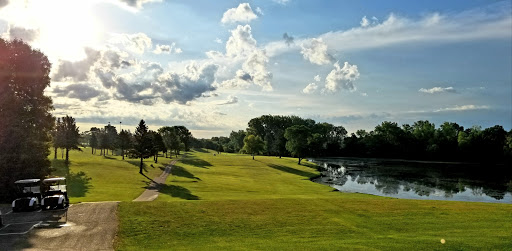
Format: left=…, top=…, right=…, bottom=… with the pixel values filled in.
left=113, top=150, right=512, bottom=250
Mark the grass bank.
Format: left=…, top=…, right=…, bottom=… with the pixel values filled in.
left=117, top=150, right=512, bottom=250
left=51, top=148, right=170, bottom=203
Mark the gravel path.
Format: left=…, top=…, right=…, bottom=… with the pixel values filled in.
left=133, top=158, right=179, bottom=202
left=1, top=202, right=119, bottom=250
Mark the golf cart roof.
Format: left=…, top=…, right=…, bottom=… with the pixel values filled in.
left=14, top=179, right=40, bottom=184
left=43, top=177, right=66, bottom=183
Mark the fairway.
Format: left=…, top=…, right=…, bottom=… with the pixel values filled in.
left=51, top=149, right=170, bottom=203
left=116, top=150, right=512, bottom=250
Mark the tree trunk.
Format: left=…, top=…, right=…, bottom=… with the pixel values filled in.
left=61, top=148, right=64, bottom=159
left=252, top=154, right=255, bottom=160
left=298, top=157, right=302, bottom=165
left=139, top=157, right=143, bottom=174
left=155, top=153, right=158, bottom=163
left=65, top=148, right=69, bottom=163
left=91, top=147, right=94, bottom=154
left=54, top=147, right=58, bottom=159
left=121, top=149, right=124, bottom=160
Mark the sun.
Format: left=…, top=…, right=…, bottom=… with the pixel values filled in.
left=3, top=0, right=103, bottom=62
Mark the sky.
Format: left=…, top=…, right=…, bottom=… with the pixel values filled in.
left=1, top=0, right=511, bottom=138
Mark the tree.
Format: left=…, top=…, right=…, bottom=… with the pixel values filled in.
left=174, top=126, right=192, bottom=151
left=118, top=129, right=132, bottom=160
left=242, top=135, right=264, bottom=160
left=0, top=39, right=54, bottom=201
left=159, top=126, right=181, bottom=158
left=132, top=120, right=152, bottom=174
left=89, top=127, right=101, bottom=154
left=104, top=123, right=118, bottom=155
left=52, top=118, right=65, bottom=159
left=151, top=131, right=165, bottom=163
left=284, top=125, right=312, bottom=164
left=60, top=115, right=80, bottom=163
left=229, top=130, right=246, bottom=153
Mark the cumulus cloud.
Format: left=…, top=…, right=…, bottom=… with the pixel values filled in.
left=300, top=38, right=334, bottom=65
left=52, top=48, right=102, bottom=82
left=53, top=83, right=107, bottom=101
left=219, top=50, right=273, bottom=91
left=214, top=38, right=223, bottom=44
left=283, top=32, right=294, bottom=46
left=153, top=43, right=182, bottom=54
left=314, top=75, right=321, bottom=82
left=218, top=95, right=239, bottom=105
left=419, top=86, right=456, bottom=94
left=360, top=16, right=370, bottom=27
left=302, top=83, right=318, bottom=94
left=221, top=3, right=258, bottom=24
left=435, top=105, right=490, bottom=112
left=225, top=24, right=257, bottom=57
left=255, top=7, right=264, bottom=16
left=5, top=26, right=39, bottom=42
left=110, top=33, right=152, bottom=54
left=118, top=0, right=162, bottom=9
left=324, top=61, right=360, bottom=92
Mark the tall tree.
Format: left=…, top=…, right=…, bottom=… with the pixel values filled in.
left=0, top=39, right=54, bottom=201
left=132, top=120, right=152, bottom=174
left=60, top=115, right=80, bottom=163
left=174, top=126, right=192, bottom=152
left=150, top=131, right=165, bottom=163
left=242, top=135, right=264, bottom=160
left=118, top=129, right=132, bottom=160
left=52, top=118, right=65, bottom=159
left=284, top=125, right=312, bottom=164
left=159, top=126, right=181, bottom=157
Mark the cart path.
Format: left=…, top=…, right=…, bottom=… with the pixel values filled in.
left=133, top=158, right=180, bottom=202
left=1, top=202, right=118, bottom=251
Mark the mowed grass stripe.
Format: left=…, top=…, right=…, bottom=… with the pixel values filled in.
left=116, top=150, right=512, bottom=250
left=51, top=149, right=170, bottom=203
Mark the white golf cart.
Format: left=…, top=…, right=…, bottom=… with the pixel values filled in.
left=41, top=177, right=69, bottom=210
left=12, top=179, right=42, bottom=212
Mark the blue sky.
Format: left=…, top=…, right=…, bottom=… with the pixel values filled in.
left=1, top=0, right=510, bottom=137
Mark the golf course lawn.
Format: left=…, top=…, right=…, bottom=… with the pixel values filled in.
left=115, top=150, right=512, bottom=250
left=51, top=149, right=169, bottom=203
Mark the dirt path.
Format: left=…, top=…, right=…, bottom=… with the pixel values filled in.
left=133, top=158, right=179, bottom=201
left=1, top=202, right=118, bottom=250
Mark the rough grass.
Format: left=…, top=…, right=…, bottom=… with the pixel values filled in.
left=117, top=150, right=512, bottom=250
left=51, top=148, right=169, bottom=203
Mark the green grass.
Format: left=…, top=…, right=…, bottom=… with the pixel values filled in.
left=51, top=148, right=170, bottom=203
left=116, top=150, right=512, bottom=250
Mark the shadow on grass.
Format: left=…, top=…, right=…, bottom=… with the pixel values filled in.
left=267, top=164, right=317, bottom=178
left=51, top=159, right=92, bottom=198
left=159, top=184, right=199, bottom=200
left=67, top=171, right=92, bottom=197
left=171, top=165, right=201, bottom=181
left=127, top=160, right=149, bottom=173
left=103, top=155, right=116, bottom=160
left=181, top=158, right=212, bottom=169
left=193, top=148, right=209, bottom=153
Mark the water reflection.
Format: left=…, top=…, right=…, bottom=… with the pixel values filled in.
left=311, top=158, right=512, bottom=203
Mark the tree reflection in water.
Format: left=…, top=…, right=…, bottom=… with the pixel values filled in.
left=312, top=158, right=512, bottom=202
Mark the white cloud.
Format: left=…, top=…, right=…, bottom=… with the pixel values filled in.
left=360, top=16, right=370, bottom=27
left=314, top=75, right=321, bottom=82
left=324, top=61, right=360, bottom=92
left=273, top=0, right=290, bottom=5
left=221, top=3, right=258, bottom=24
left=225, top=24, right=257, bottom=57
left=2, top=25, right=39, bottom=42
left=117, top=0, right=162, bottom=9
left=300, top=38, right=334, bottom=65
left=214, top=38, right=223, bottom=44
left=419, top=86, right=456, bottom=94
left=255, top=7, right=264, bottom=16
left=153, top=43, right=182, bottom=54
left=109, top=33, right=152, bottom=54
left=265, top=5, right=511, bottom=57
left=0, top=0, right=8, bottom=9
left=218, top=95, right=239, bottom=105
left=435, top=105, right=490, bottom=112
left=302, top=83, right=318, bottom=94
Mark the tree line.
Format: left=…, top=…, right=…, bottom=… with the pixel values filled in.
left=195, top=115, right=512, bottom=165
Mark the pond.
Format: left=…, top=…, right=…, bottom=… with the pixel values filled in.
left=310, top=158, right=512, bottom=204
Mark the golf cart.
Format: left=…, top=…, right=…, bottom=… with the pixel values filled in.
left=41, top=177, right=69, bottom=210
left=12, top=179, right=42, bottom=212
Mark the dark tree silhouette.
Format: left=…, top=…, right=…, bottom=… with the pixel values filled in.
left=118, top=129, right=132, bottom=160
left=132, top=120, right=152, bottom=174
left=0, top=39, right=54, bottom=201
left=60, top=115, right=80, bottom=163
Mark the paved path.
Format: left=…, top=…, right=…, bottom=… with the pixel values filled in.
left=0, top=202, right=118, bottom=251
left=133, top=158, right=179, bottom=201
